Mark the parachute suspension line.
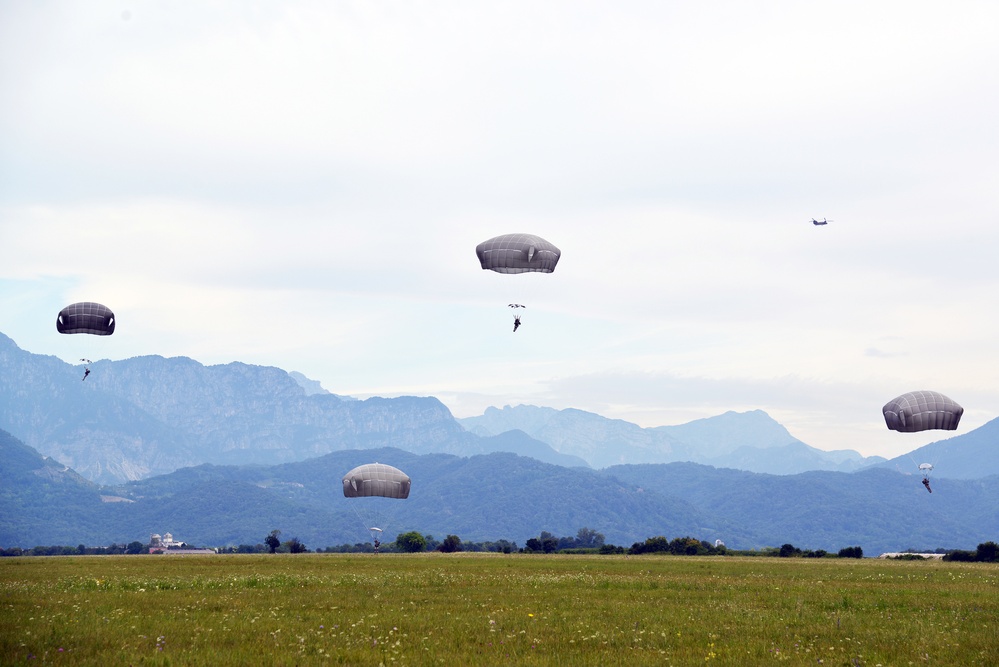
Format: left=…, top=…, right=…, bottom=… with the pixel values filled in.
left=347, top=499, right=391, bottom=553
left=348, top=501, right=375, bottom=543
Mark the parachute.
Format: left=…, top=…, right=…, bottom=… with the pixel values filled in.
left=476, top=234, right=560, bottom=331
left=342, top=463, right=411, bottom=499
left=342, top=463, right=410, bottom=552
left=882, top=391, right=964, bottom=433
left=476, top=233, right=561, bottom=274
left=57, top=302, right=115, bottom=380
left=56, top=302, right=115, bottom=336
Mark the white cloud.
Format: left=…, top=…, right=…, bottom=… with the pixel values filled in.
left=2, top=0, right=997, bottom=458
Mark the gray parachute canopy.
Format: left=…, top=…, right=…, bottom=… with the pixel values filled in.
left=476, top=233, right=561, bottom=274
left=342, top=463, right=411, bottom=499
left=882, top=391, right=964, bottom=433
left=56, top=302, right=116, bottom=336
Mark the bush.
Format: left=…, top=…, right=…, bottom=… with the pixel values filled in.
left=396, top=531, right=427, bottom=553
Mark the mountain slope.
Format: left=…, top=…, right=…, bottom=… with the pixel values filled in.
left=604, top=462, right=998, bottom=555
left=4, top=430, right=996, bottom=555
left=874, top=416, right=999, bottom=479
left=459, top=404, right=885, bottom=473
left=0, top=333, right=576, bottom=483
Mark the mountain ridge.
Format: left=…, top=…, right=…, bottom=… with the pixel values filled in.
left=458, top=404, right=886, bottom=472
left=0, top=333, right=581, bottom=483
left=3, top=428, right=996, bottom=555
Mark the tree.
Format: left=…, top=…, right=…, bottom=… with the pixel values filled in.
left=396, top=531, right=427, bottom=553
left=629, top=536, right=669, bottom=554
left=574, top=527, right=605, bottom=549
left=976, top=541, right=999, bottom=562
left=265, top=530, right=281, bottom=554
left=492, top=539, right=516, bottom=554
left=837, top=546, right=863, bottom=559
left=670, top=537, right=708, bottom=555
left=284, top=537, right=308, bottom=553
left=126, top=541, right=146, bottom=555
left=438, top=535, right=462, bottom=553
left=779, top=543, right=799, bottom=558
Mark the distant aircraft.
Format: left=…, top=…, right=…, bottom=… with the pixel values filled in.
left=811, top=218, right=832, bottom=226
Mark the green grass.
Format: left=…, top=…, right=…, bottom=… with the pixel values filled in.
left=2, top=553, right=998, bottom=665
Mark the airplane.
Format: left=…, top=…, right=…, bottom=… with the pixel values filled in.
left=811, top=218, right=832, bottom=225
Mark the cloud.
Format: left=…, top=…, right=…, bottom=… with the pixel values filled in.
left=2, top=1, right=997, bottom=459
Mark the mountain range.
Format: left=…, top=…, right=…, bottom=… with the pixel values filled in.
left=459, top=405, right=887, bottom=472
left=2, top=330, right=997, bottom=554
left=0, top=333, right=583, bottom=484
left=0, top=332, right=906, bottom=485
left=2, top=428, right=996, bottom=555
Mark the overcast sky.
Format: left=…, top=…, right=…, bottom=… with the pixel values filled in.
left=2, top=1, right=997, bottom=459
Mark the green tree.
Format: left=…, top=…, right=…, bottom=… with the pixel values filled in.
left=438, top=535, right=462, bottom=553
left=396, top=531, right=428, bottom=553
left=284, top=537, right=308, bottom=553
left=629, top=536, right=669, bottom=554
left=976, top=541, right=999, bottom=562
left=125, top=541, right=146, bottom=555
left=574, top=527, right=605, bottom=548
left=779, top=543, right=799, bottom=558
left=265, top=530, right=281, bottom=554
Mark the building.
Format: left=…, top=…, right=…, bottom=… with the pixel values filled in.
left=148, top=532, right=215, bottom=554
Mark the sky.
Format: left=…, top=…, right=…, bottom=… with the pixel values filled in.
left=2, top=1, right=997, bottom=459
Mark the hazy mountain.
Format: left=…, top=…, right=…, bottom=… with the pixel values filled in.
left=288, top=371, right=357, bottom=400
left=0, top=429, right=724, bottom=549
left=603, top=462, right=999, bottom=555
left=873, top=416, right=999, bottom=479
left=3, top=428, right=995, bottom=555
left=459, top=405, right=885, bottom=472
left=0, top=333, right=582, bottom=484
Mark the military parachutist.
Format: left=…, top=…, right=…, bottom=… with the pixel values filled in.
left=82, top=367, right=91, bottom=381
left=80, top=358, right=92, bottom=381
left=513, top=316, right=521, bottom=332
left=922, top=477, right=932, bottom=493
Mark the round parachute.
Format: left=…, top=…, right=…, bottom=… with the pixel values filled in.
left=882, top=391, right=964, bottom=433
left=57, top=302, right=115, bottom=336
left=476, top=233, right=561, bottom=274
left=342, top=463, right=411, bottom=499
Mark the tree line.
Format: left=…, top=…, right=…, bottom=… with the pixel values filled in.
left=5, top=530, right=999, bottom=561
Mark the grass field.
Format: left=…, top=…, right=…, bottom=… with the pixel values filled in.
left=2, top=553, right=997, bottom=666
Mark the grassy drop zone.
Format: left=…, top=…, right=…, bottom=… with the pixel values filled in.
left=2, top=553, right=997, bottom=666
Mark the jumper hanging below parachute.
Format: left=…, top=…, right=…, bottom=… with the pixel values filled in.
left=476, top=233, right=560, bottom=332
left=57, top=302, right=115, bottom=380
left=883, top=391, right=963, bottom=494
